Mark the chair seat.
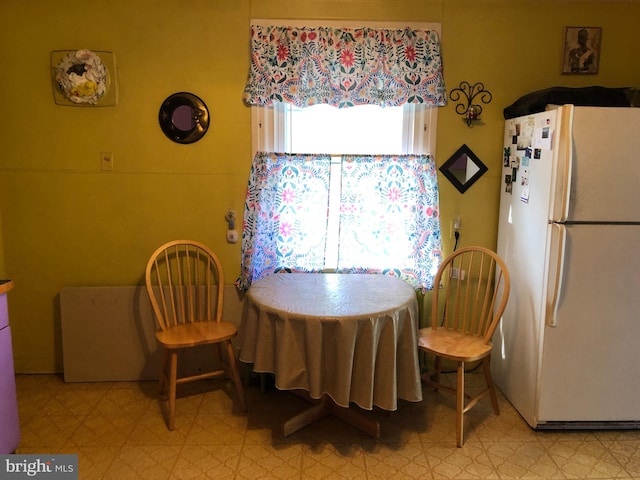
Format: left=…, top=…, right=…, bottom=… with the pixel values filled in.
left=156, top=321, right=237, bottom=349
left=418, top=327, right=493, bottom=363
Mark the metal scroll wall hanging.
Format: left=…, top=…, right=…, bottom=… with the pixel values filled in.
left=449, top=81, right=492, bottom=127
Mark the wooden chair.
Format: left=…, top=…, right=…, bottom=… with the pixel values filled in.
left=418, top=246, right=510, bottom=447
left=145, top=240, right=246, bottom=430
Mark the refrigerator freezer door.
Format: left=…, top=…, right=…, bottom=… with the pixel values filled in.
left=493, top=110, right=558, bottom=427
left=549, top=105, right=572, bottom=223
left=566, top=107, right=640, bottom=223
left=537, top=224, right=640, bottom=423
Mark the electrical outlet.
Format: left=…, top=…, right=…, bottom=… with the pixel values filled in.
left=451, top=267, right=466, bottom=280
left=450, top=216, right=461, bottom=238
left=226, top=230, right=238, bottom=243
left=101, top=152, right=113, bottom=171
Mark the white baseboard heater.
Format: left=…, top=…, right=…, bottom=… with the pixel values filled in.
left=60, top=286, right=245, bottom=382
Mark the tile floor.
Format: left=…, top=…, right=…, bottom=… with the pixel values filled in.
left=14, top=371, right=640, bottom=479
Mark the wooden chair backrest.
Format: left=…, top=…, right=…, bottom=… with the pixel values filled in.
left=430, top=246, right=510, bottom=343
left=145, top=240, right=224, bottom=331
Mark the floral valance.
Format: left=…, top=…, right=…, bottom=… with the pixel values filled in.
left=243, top=24, right=447, bottom=108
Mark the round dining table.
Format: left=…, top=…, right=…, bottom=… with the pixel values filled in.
left=238, top=272, right=422, bottom=437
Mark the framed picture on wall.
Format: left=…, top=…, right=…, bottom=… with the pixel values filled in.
left=562, top=26, right=602, bottom=74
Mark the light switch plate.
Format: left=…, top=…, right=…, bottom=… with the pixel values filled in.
left=100, top=151, right=113, bottom=171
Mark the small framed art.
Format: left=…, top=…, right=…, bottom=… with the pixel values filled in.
left=562, top=26, right=601, bottom=75
left=51, top=49, right=118, bottom=106
left=439, top=144, right=488, bottom=194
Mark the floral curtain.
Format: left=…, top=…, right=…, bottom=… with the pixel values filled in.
left=236, top=152, right=332, bottom=290
left=335, top=154, right=442, bottom=290
left=236, top=152, right=442, bottom=291
left=243, top=24, right=447, bottom=108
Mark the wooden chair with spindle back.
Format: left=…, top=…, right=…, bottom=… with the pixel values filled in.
left=145, top=240, right=246, bottom=430
left=418, top=246, right=510, bottom=446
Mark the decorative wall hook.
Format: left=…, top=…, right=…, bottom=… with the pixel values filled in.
left=449, top=81, right=492, bottom=127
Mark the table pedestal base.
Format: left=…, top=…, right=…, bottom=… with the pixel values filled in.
left=283, top=391, right=380, bottom=438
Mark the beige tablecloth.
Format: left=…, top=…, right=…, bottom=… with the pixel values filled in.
left=238, top=273, right=422, bottom=411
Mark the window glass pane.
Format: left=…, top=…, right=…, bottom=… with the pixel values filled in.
left=289, top=104, right=404, bottom=154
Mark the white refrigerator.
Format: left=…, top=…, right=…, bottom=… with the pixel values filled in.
left=492, top=105, right=640, bottom=429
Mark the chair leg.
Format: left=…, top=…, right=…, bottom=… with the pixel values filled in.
left=225, top=340, right=247, bottom=412
left=482, top=356, right=500, bottom=415
left=456, top=361, right=465, bottom=448
left=168, top=350, right=178, bottom=431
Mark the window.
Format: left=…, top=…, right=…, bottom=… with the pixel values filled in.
left=250, top=102, right=438, bottom=272
left=239, top=21, right=444, bottom=290
left=251, top=102, right=437, bottom=156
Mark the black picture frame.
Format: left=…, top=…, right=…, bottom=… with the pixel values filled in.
left=159, top=92, right=210, bottom=144
left=562, top=26, right=602, bottom=75
left=439, top=144, right=488, bottom=194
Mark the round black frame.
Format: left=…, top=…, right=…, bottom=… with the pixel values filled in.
left=158, top=92, right=210, bottom=144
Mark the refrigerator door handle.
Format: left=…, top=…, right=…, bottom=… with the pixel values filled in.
left=551, top=105, right=573, bottom=223
left=546, top=223, right=566, bottom=327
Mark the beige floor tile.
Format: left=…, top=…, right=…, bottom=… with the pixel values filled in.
left=92, top=384, right=154, bottom=416
left=44, top=383, right=110, bottom=416
left=185, top=413, right=247, bottom=445
left=18, top=413, right=84, bottom=450
left=472, top=408, right=539, bottom=443
left=102, top=445, right=181, bottom=480
left=12, top=374, right=640, bottom=480
left=244, top=389, right=318, bottom=443
left=608, top=440, right=640, bottom=477
left=171, top=444, right=242, bottom=480
left=16, top=387, right=59, bottom=424
left=423, top=441, right=498, bottom=479
left=236, top=443, right=303, bottom=480
left=58, top=446, right=119, bottom=480
left=301, top=443, right=367, bottom=480
left=124, top=409, right=192, bottom=446
left=540, top=439, right=630, bottom=479
left=584, top=429, right=640, bottom=442
left=63, top=410, right=139, bottom=447
left=363, top=442, right=432, bottom=480
left=369, top=401, right=424, bottom=444
left=413, top=396, right=459, bottom=443
left=534, top=429, right=601, bottom=442
left=484, top=440, right=565, bottom=479
left=197, top=387, right=236, bottom=415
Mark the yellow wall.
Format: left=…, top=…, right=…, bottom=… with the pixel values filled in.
left=0, top=0, right=638, bottom=372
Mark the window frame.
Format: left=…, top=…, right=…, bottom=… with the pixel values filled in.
left=251, top=103, right=438, bottom=157
left=249, top=20, right=441, bottom=158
